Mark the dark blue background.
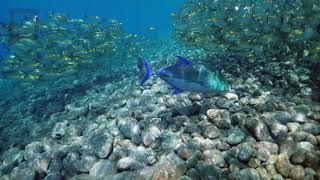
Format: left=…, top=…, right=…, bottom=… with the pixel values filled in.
left=0, top=0, right=185, bottom=39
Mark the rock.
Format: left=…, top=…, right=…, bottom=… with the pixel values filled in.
left=287, top=122, right=300, bottom=132
left=90, top=133, right=113, bottom=159
left=272, top=174, right=284, bottom=180
left=291, top=113, right=307, bottom=123
left=297, top=141, right=314, bottom=152
left=147, top=155, right=157, bottom=165
left=119, top=119, right=142, bottom=144
left=113, top=171, right=144, bottom=180
left=245, top=118, right=271, bottom=141
left=88, top=102, right=106, bottom=117
left=68, top=174, right=95, bottom=180
left=24, top=142, right=44, bottom=161
left=161, top=131, right=181, bottom=153
left=231, top=168, right=260, bottom=180
left=189, top=94, right=202, bottom=101
left=248, top=158, right=261, bottom=168
left=2, top=148, right=24, bottom=165
left=203, top=149, right=225, bottom=168
left=207, top=109, right=231, bottom=129
left=47, top=101, right=65, bottom=114
left=301, top=123, right=320, bottom=135
left=184, top=124, right=201, bottom=134
left=176, top=145, right=193, bottom=160
left=63, top=152, right=80, bottom=177
left=201, top=124, right=220, bottom=139
left=256, top=141, right=279, bottom=155
left=265, top=120, right=288, bottom=142
left=51, top=121, right=68, bottom=139
left=271, top=111, right=292, bottom=124
left=228, top=158, right=247, bottom=172
left=186, top=151, right=202, bottom=169
left=224, top=92, right=239, bottom=101
left=152, top=153, right=187, bottom=180
left=227, top=128, right=246, bottom=145
left=29, top=153, right=51, bottom=176
left=178, top=175, right=193, bottom=180
left=11, top=165, right=36, bottom=180
left=289, top=165, right=305, bottom=180
left=216, top=98, right=231, bottom=109
left=75, top=155, right=97, bottom=173
left=44, top=173, right=62, bottom=180
left=256, top=167, right=271, bottom=180
left=294, top=104, right=311, bottom=115
left=304, top=167, right=316, bottom=177
left=230, top=113, right=246, bottom=126
left=48, top=154, right=63, bottom=173
left=196, top=162, right=223, bottom=180
left=206, top=109, right=220, bottom=119
left=229, top=103, right=241, bottom=113
left=117, top=157, right=141, bottom=171
left=82, top=123, right=99, bottom=137
left=142, top=89, right=154, bottom=97
left=186, top=168, right=200, bottom=180
left=238, top=142, right=256, bottom=162
left=66, top=105, right=89, bottom=120
left=164, top=97, right=176, bottom=108
left=142, top=125, right=161, bottom=147
left=275, top=153, right=292, bottom=177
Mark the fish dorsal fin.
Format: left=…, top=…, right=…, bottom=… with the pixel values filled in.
left=175, top=56, right=193, bottom=66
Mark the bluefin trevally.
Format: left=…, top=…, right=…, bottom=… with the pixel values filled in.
left=137, top=56, right=230, bottom=94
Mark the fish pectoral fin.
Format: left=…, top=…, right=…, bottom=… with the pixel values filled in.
left=172, top=87, right=184, bottom=95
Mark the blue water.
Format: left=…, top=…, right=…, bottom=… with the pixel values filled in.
left=0, top=0, right=185, bottom=40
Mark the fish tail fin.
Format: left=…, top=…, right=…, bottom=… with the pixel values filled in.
left=137, top=57, right=151, bottom=85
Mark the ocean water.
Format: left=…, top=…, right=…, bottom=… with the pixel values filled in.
left=0, top=0, right=320, bottom=179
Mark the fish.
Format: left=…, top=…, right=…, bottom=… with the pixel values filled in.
left=137, top=56, right=230, bottom=94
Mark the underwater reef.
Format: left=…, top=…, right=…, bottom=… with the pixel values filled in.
left=0, top=2, right=320, bottom=180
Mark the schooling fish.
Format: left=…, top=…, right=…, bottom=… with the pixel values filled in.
left=137, top=56, right=230, bottom=94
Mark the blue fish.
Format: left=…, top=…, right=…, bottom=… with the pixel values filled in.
left=137, top=56, right=230, bottom=94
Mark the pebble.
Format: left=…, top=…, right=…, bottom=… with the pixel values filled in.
left=90, top=133, right=113, bottom=159
left=11, top=165, right=36, bottom=180
left=289, top=165, right=305, bottom=180
left=142, top=125, right=161, bottom=147
left=176, top=145, right=193, bottom=160
left=152, top=153, right=187, bottom=180
left=51, top=121, right=68, bottom=139
left=24, top=142, right=44, bottom=161
left=301, top=123, right=320, bottom=135
left=203, top=149, right=225, bottom=168
left=117, top=157, right=141, bottom=171
left=196, top=162, right=223, bottom=180
left=44, top=173, right=62, bottom=180
left=224, top=92, right=239, bottom=101
left=265, top=120, right=288, bottom=141
left=245, top=118, right=271, bottom=141
left=216, top=98, right=231, bottom=109
left=201, top=124, right=220, bottom=139
left=227, top=128, right=246, bottom=145
left=275, top=153, right=292, bottom=177
left=29, top=153, right=51, bottom=175
left=118, top=119, right=142, bottom=144
left=238, top=142, right=257, bottom=162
